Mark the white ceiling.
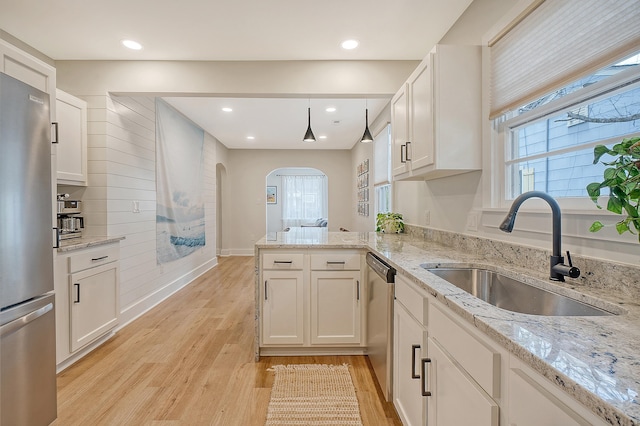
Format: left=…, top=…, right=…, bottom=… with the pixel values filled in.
left=164, top=97, right=390, bottom=149
left=1, top=0, right=475, bottom=149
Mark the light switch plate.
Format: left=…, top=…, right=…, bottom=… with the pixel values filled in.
left=466, top=211, right=479, bottom=231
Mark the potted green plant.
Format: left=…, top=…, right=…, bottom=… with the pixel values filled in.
left=376, top=212, right=405, bottom=234
left=586, top=136, right=640, bottom=241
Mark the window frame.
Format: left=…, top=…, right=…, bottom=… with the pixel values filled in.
left=494, top=64, right=640, bottom=210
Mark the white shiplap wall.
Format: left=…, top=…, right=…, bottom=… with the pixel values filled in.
left=84, top=94, right=218, bottom=325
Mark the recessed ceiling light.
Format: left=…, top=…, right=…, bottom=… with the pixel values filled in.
left=341, top=39, right=359, bottom=50
left=222, top=107, right=233, bottom=112
left=325, top=107, right=336, bottom=113
left=121, top=39, right=143, bottom=50
left=319, top=135, right=327, bottom=140
left=247, top=136, right=255, bottom=140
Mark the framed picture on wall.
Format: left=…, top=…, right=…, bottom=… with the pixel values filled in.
left=266, top=186, right=277, bottom=204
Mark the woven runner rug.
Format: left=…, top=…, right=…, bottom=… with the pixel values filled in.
left=265, top=364, right=364, bottom=425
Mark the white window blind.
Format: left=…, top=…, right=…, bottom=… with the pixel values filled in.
left=373, top=124, right=391, bottom=185
left=490, top=0, right=640, bottom=119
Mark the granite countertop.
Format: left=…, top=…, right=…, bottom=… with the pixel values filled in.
left=57, top=236, right=125, bottom=252
left=256, top=228, right=640, bottom=425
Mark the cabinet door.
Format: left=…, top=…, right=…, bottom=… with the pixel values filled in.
left=56, top=89, right=87, bottom=185
left=393, top=301, right=426, bottom=426
left=407, top=60, right=434, bottom=170
left=69, top=262, right=119, bottom=352
left=427, top=337, right=499, bottom=426
left=0, top=39, right=55, bottom=98
left=391, top=84, right=410, bottom=177
left=262, top=270, right=304, bottom=345
left=509, top=368, right=593, bottom=426
left=310, top=270, right=361, bottom=344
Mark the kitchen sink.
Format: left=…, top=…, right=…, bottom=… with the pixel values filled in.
left=423, top=267, right=613, bottom=316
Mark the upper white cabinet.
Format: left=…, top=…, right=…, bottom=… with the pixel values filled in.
left=392, top=44, right=481, bottom=181
left=0, top=39, right=56, bottom=107
left=56, top=89, right=88, bottom=186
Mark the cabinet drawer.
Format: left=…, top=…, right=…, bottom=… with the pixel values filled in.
left=394, top=275, right=427, bottom=326
left=430, top=303, right=500, bottom=398
left=68, top=244, right=120, bottom=273
left=262, top=253, right=304, bottom=270
left=310, top=251, right=360, bottom=270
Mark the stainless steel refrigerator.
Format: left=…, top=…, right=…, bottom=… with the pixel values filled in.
left=0, top=72, right=57, bottom=425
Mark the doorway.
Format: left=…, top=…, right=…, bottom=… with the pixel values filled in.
left=266, top=167, right=328, bottom=234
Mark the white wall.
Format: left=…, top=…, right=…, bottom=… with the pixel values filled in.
left=225, top=149, right=352, bottom=254
left=77, top=94, right=222, bottom=324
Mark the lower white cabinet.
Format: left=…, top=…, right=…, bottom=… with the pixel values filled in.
left=311, top=270, right=361, bottom=344
left=70, top=262, right=118, bottom=351
left=427, top=337, right=499, bottom=426
left=508, top=358, right=607, bottom=426
left=262, top=270, right=304, bottom=345
left=259, top=249, right=364, bottom=353
left=393, top=299, right=426, bottom=426
left=55, top=242, right=120, bottom=365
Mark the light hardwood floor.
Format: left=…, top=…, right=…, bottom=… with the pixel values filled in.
left=54, top=256, right=402, bottom=426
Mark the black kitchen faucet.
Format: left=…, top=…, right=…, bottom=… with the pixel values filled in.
left=500, top=191, right=580, bottom=281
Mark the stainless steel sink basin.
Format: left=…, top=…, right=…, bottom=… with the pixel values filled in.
left=424, top=267, right=612, bottom=316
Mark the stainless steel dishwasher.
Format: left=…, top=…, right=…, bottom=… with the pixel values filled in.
left=366, top=252, right=396, bottom=401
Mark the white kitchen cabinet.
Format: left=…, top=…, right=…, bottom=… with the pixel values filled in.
left=259, top=249, right=364, bottom=354
left=56, top=89, right=87, bottom=185
left=393, top=274, right=428, bottom=426
left=0, top=39, right=56, bottom=104
left=391, top=83, right=410, bottom=176
left=427, top=336, right=499, bottom=426
left=262, top=270, right=304, bottom=345
left=509, top=357, right=607, bottom=426
left=70, top=262, right=119, bottom=352
left=55, top=242, right=120, bottom=366
left=310, top=270, right=360, bottom=344
left=392, top=44, right=481, bottom=181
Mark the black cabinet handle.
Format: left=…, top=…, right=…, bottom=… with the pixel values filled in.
left=356, top=280, right=360, bottom=301
left=406, top=141, right=412, bottom=161
left=411, top=344, right=421, bottom=379
left=400, top=144, right=407, bottom=163
left=51, top=122, right=59, bottom=144
left=264, top=280, right=268, bottom=300
left=326, top=261, right=346, bottom=265
left=91, top=255, right=109, bottom=261
left=273, top=260, right=293, bottom=264
left=74, top=283, right=80, bottom=303
left=421, top=358, right=432, bottom=396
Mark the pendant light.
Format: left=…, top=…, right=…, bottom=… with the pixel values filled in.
left=360, top=100, right=373, bottom=143
left=303, top=102, right=316, bottom=142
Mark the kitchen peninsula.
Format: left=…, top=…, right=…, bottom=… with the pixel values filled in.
left=255, top=227, right=640, bottom=426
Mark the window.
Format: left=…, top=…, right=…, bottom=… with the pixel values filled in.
left=281, top=175, right=327, bottom=227
left=500, top=52, right=640, bottom=203
left=375, top=184, right=391, bottom=215
left=374, top=124, right=392, bottom=215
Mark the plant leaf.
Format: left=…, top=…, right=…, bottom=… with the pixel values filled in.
left=607, top=196, right=623, bottom=214
left=592, top=145, right=611, bottom=164
left=616, top=221, right=629, bottom=234
left=586, top=182, right=601, bottom=199
left=589, top=221, right=604, bottom=232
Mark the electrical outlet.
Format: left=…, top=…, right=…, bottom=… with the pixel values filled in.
left=466, top=211, right=479, bottom=231
left=132, top=200, right=140, bottom=213
left=424, top=210, right=430, bottom=225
